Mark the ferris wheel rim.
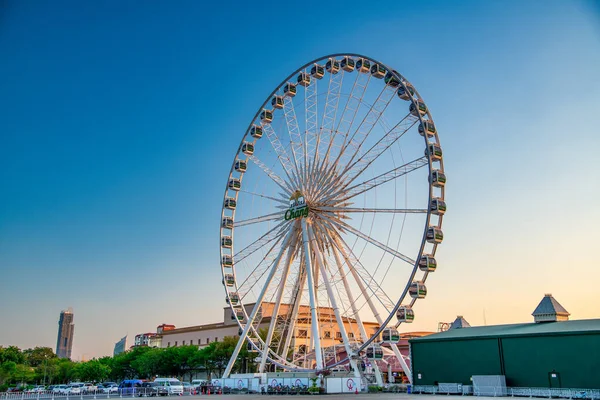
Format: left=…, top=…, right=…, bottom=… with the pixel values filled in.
left=218, top=53, right=445, bottom=372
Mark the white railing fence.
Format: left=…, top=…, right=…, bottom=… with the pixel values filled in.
left=412, top=385, right=600, bottom=399
left=0, top=388, right=197, bottom=400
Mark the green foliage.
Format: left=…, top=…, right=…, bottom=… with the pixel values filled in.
left=367, top=385, right=382, bottom=392
left=0, top=336, right=251, bottom=387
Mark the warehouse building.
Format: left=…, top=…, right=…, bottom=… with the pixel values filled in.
left=410, top=294, right=600, bottom=389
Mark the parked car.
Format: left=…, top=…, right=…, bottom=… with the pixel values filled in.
left=118, top=380, right=144, bottom=396
left=102, top=383, right=119, bottom=394
left=66, top=385, right=81, bottom=395
left=153, top=379, right=183, bottom=395
left=82, top=383, right=97, bottom=393
left=53, top=385, right=69, bottom=394
left=138, top=382, right=167, bottom=397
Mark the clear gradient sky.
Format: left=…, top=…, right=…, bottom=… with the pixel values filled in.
left=1, top=1, right=599, bottom=361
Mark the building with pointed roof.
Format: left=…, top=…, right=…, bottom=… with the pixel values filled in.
left=449, top=315, right=471, bottom=330
left=532, top=293, right=570, bottom=323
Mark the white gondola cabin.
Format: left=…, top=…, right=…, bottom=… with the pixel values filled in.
left=410, top=100, right=428, bottom=116
left=222, top=255, right=233, bottom=267
left=418, top=121, right=436, bottom=137
left=356, top=58, right=371, bottom=73
left=242, top=142, right=254, bottom=155
left=397, top=83, right=415, bottom=100
left=426, top=226, right=444, bottom=244
left=384, top=71, right=400, bottom=87
left=430, top=169, right=446, bottom=187
left=231, top=309, right=244, bottom=321
left=366, top=345, right=384, bottom=360
left=226, top=292, right=239, bottom=305
left=341, top=56, right=355, bottom=72
left=381, top=328, right=400, bottom=343
left=426, top=143, right=443, bottom=162
left=260, top=109, right=273, bottom=124
left=247, top=338, right=260, bottom=352
left=224, top=197, right=237, bottom=209
left=430, top=198, right=446, bottom=215
left=396, top=306, right=415, bottom=322
left=297, top=72, right=311, bottom=87
left=419, top=254, right=437, bottom=272
left=326, top=58, right=340, bottom=74
left=223, top=274, right=235, bottom=287
left=370, top=63, right=386, bottom=78
left=409, top=281, right=427, bottom=299
left=221, top=235, right=232, bottom=248
left=250, top=125, right=263, bottom=139
left=283, top=82, right=297, bottom=97
left=311, top=64, right=325, bottom=79
left=235, top=159, right=247, bottom=173
left=222, top=217, right=234, bottom=229
left=228, top=178, right=241, bottom=191
left=271, top=95, right=284, bottom=109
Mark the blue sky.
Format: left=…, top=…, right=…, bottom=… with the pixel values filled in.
left=1, top=0, right=599, bottom=360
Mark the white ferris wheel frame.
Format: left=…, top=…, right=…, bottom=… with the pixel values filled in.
left=218, top=53, right=446, bottom=380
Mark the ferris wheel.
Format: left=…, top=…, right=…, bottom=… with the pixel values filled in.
left=219, top=54, right=445, bottom=383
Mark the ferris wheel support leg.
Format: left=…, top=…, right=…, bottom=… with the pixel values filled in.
left=390, top=343, right=412, bottom=384
left=308, top=225, right=360, bottom=379
left=222, top=228, right=294, bottom=378
left=333, top=236, right=384, bottom=387
left=281, top=270, right=307, bottom=362
left=259, top=234, right=297, bottom=373
left=300, top=218, right=324, bottom=370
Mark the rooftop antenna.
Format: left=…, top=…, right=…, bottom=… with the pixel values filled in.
left=483, top=308, right=487, bottom=326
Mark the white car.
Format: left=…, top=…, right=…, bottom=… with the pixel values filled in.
left=102, top=384, right=119, bottom=394
left=66, top=385, right=81, bottom=395
left=53, top=385, right=69, bottom=394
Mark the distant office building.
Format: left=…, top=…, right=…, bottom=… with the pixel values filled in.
left=156, top=324, right=176, bottom=334
left=113, top=335, right=129, bottom=356
left=55, top=308, right=74, bottom=359
left=134, top=332, right=159, bottom=347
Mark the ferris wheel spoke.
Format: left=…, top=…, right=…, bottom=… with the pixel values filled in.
left=262, top=123, right=299, bottom=186
left=316, top=63, right=344, bottom=164
left=223, top=227, right=295, bottom=378
left=303, top=69, right=319, bottom=171
left=234, top=211, right=283, bottom=228
left=239, top=189, right=287, bottom=205
left=316, top=207, right=427, bottom=214
left=234, top=221, right=287, bottom=263
left=282, top=95, right=304, bottom=178
left=328, top=215, right=415, bottom=266
left=330, top=156, right=428, bottom=204
left=279, top=257, right=307, bottom=359
left=247, top=154, right=293, bottom=194
left=341, top=114, right=418, bottom=187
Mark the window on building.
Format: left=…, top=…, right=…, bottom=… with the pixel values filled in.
left=349, top=332, right=354, bottom=339
left=324, top=331, right=331, bottom=339
left=298, top=345, right=306, bottom=354
left=206, top=338, right=210, bottom=344
left=174, top=341, right=178, bottom=346
left=182, top=340, right=186, bottom=345
left=335, top=332, right=342, bottom=339
left=297, top=329, right=308, bottom=338
left=198, top=339, right=201, bottom=345
left=215, top=337, right=218, bottom=342
left=167, top=342, right=171, bottom=347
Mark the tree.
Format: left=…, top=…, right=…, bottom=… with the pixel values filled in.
left=23, top=347, right=56, bottom=367
left=0, top=346, right=25, bottom=365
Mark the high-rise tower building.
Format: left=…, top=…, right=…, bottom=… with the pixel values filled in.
left=56, top=308, right=74, bottom=359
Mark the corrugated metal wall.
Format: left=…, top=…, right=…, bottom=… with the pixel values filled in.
left=411, top=333, right=600, bottom=389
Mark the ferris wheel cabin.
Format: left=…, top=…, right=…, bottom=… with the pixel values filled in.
left=271, top=95, right=284, bottom=109
left=410, top=100, right=428, bottom=116
left=370, top=64, right=386, bottom=79
left=419, top=254, right=437, bottom=272
left=381, top=327, right=400, bottom=343
left=426, top=226, right=444, bottom=244
left=260, top=109, right=273, bottom=124
left=223, top=274, right=235, bottom=287
left=226, top=292, right=240, bottom=305
left=222, top=255, right=233, bottom=267
left=397, top=306, right=415, bottom=322
left=221, top=236, right=232, bottom=248
left=228, top=178, right=241, bottom=191
left=232, top=309, right=244, bottom=321
left=384, top=71, right=401, bottom=87
left=311, top=64, right=325, bottom=79
left=341, top=56, right=355, bottom=72
left=366, top=345, right=384, bottom=360
left=283, top=82, right=297, bottom=97
left=397, top=83, right=415, bottom=100
left=326, top=58, right=340, bottom=74
left=426, top=143, right=443, bottom=162
left=356, top=58, right=371, bottom=73
left=430, top=198, right=446, bottom=215
left=297, top=72, right=311, bottom=87
left=242, top=142, right=254, bottom=155
left=222, top=217, right=234, bottom=229
left=250, top=125, right=263, bottom=139
left=418, top=121, right=437, bottom=137
left=409, top=281, right=427, bottom=299
left=430, top=169, right=446, bottom=187
left=235, top=159, right=247, bottom=173
left=224, top=197, right=237, bottom=209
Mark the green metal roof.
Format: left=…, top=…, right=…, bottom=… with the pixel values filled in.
left=410, top=319, right=600, bottom=342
